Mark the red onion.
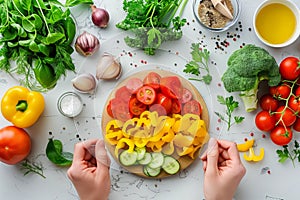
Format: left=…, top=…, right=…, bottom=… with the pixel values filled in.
left=91, top=5, right=109, bottom=28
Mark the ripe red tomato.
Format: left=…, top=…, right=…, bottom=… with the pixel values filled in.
left=171, top=99, right=181, bottom=114
left=129, top=97, right=147, bottom=116
left=293, top=117, right=300, bottom=132
left=270, top=126, right=293, bottom=146
left=255, top=110, right=276, bottom=131
left=155, top=93, right=172, bottom=114
left=136, top=86, right=156, bottom=105
left=106, top=100, right=114, bottom=118
left=279, top=56, right=300, bottom=81
left=143, top=72, right=161, bottom=90
left=0, top=126, right=31, bottom=165
left=269, top=84, right=291, bottom=99
left=288, top=95, right=300, bottom=113
left=295, top=86, right=300, bottom=96
left=259, top=94, right=279, bottom=111
left=115, top=86, right=132, bottom=103
left=160, top=76, right=182, bottom=99
left=182, top=100, right=202, bottom=116
left=126, top=78, right=143, bottom=94
left=180, top=88, right=193, bottom=104
left=110, top=98, right=132, bottom=122
left=275, top=106, right=296, bottom=127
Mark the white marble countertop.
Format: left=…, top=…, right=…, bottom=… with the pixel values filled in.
left=1, top=0, right=300, bottom=199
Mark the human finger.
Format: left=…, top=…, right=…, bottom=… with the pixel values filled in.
left=95, top=139, right=111, bottom=169
left=205, top=138, right=220, bottom=174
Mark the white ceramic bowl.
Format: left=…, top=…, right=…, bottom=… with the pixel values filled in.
left=193, top=0, right=241, bottom=32
left=253, top=0, right=300, bottom=48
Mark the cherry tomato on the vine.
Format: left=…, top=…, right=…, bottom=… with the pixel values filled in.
left=255, top=110, right=276, bottom=131
left=288, top=95, right=300, bottom=113
left=269, top=84, right=291, bottom=99
left=270, top=126, right=293, bottom=146
left=279, top=56, right=300, bottom=81
left=275, top=106, right=296, bottom=127
left=293, top=118, right=300, bottom=132
left=259, top=94, right=279, bottom=111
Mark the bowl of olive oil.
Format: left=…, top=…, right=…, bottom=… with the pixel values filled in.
left=253, top=0, right=300, bottom=48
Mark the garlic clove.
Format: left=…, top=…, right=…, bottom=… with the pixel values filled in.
left=72, top=73, right=97, bottom=94
left=96, top=53, right=122, bottom=80
left=75, top=31, right=100, bottom=56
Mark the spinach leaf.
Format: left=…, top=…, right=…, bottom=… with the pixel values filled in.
left=46, top=138, right=73, bottom=167
left=65, top=0, right=94, bottom=7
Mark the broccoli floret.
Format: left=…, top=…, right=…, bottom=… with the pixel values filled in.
left=222, top=44, right=281, bottom=112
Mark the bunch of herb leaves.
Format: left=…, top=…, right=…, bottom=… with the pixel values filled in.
left=20, top=159, right=46, bottom=178
left=116, top=0, right=188, bottom=55
left=215, top=95, right=245, bottom=131
left=277, top=140, right=300, bottom=167
left=183, top=43, right=212, bottom=84
left=46, top=138, right=73, bottom=166
left=0, top=0, right=92, bottom=91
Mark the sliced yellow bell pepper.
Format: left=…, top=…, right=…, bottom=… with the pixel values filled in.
left=114, top=138, right=135, bottom=158
left=1, top=86, right=45, bottom=128
left=237, top=139, right=255, bottom=152
left=243, top=147, right=264, bottom=162
left=162, top=141, right=175, bottom=155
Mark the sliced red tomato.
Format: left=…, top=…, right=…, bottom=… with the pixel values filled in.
left=171, top=99, right=181, bottom=114
left=259, top=94, right=279, bottom=111
left=160, top=76, right=182, bottom=99
left=126, top=78, right=143, bottom=94
left=129, top=97, right=147, bottom=116
left=149, top=104, right=167, bottom=116
left=106, top=100, right=114, bottom=118
left=110, top=98, right=132, bottom=122
left=269, top=84, right=291, bottom=99
left=275, top=106, right=296, bottom=127
left=115, top=86, right=132, bottom=103
left=270, top=126, right=293, bottom=146
left=288, top=95, right=300, bottom=113
left=136, top=86, right=156, bottom=105
left=255, top=110, right=276, bottom=132
left=143, top=72, right=161, bottom=90
left=180, top=88, right=193, bottom=104
left=182, top=100, right=202, bottom=116
left=156, top=93, right=172, bottom=114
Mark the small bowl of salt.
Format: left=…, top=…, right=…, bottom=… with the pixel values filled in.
left=57, top=92, right=83, bottom=118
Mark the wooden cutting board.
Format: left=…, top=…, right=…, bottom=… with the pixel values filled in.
left=101, top=69, right=210, bottom=178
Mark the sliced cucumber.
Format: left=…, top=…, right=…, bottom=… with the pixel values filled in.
left=138, top=152, right=152, bottom=165
left=135, top=147, right=146, bottom=161
left=162, top=156, right=180, bottom=175
left=143, top=165, right=161, bottom=177
left=119, top=150, right=138, bottom=166
left=148, top=152, right=164, bottom=169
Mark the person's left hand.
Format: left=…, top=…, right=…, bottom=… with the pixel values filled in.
left=67, top=139, right=111, bottom=200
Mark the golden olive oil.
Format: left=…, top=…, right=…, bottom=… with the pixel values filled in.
left=255, top=3, right=296, bottom=44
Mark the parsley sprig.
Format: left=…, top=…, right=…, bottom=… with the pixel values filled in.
left=183, top=43, right=212, bottom=84
left=215, top=95, right=245, bottom=131
left=277, top=140, right=300, bottom=167
left=116, top=0, right=188, bottom=55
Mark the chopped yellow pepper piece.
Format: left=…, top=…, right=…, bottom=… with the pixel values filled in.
left=237, top=139, right=255, bottom=152
left=243, top=147, right=264, bottom=162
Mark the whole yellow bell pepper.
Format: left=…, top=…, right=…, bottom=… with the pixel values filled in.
left=1, top=86, right=45, bottom=128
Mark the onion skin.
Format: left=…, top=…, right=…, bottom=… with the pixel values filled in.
left=91, top=5, right=109, bottom=28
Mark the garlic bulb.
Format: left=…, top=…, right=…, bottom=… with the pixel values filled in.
left=96, top=53, right=122, bottom=80
left=75, top=31, right=100, bottom=56
left=72, top=73, right=97, bottom=94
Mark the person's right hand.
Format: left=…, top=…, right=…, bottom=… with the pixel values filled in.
left=67, top=139, right=111, bottom=200
left=201, top=138, right=246, bottom=200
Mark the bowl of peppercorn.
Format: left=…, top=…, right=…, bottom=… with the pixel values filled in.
left=193, top=0, right=241, bottom=32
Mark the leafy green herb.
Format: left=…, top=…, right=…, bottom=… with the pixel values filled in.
left=0, top=0, right=88, bottom=91
left=116, top=0, right=188, bottom=55
left=46, top=138, right=73, bottom=166
left=20, top=159, right=46, bottom=178
left=277, top=140, right=300, bottom=167
left=64, top=0, right=94, bottom=7
left=215, top=95, right=245, bottom=131
left=183, top=43, right=212, bottom=84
